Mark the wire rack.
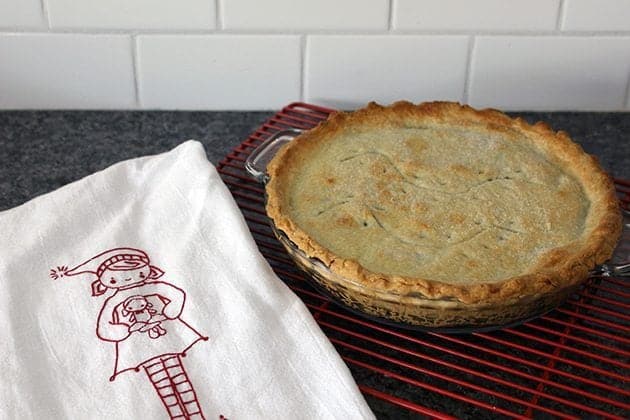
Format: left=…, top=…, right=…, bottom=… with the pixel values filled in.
left=216, top=102, right=630, bottom=419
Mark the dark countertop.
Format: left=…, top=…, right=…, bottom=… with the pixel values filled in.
left=1, top=110, right=629, bottom=211
left=1, top=109, right=629, bottom=419
left=0, top=111, right=271, bottom=210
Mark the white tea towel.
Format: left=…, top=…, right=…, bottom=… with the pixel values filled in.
left=0, top=141, right=375, bottom=419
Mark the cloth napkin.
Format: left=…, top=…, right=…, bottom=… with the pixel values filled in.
left=0, top=141, right=374, bottom=419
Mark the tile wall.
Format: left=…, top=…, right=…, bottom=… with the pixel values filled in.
left=0, top=0, right=629, bottom=110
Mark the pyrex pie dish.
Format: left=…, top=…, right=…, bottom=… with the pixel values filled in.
left=245, top=103, right=628, bottom=332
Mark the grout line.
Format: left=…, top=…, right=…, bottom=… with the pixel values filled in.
left=462, top=35, right=476, bottom=104
left=215, top=0, right=223, bottom=30
left=40, top=0, right=51, bottom=29
left=300, top=36, right=308, bottom=102
left=388, top=0, right=395, bottom=31
left=131, top=35, right=141, bottom=108
left=3, top=28, right=630, bottom=36
left=556, top=0, right=567, bottom=31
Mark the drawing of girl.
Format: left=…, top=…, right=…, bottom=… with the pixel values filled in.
left=50, top=247, right=208, bottom=419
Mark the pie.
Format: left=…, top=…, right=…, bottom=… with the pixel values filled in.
left=264, top=101, right=622, bottom=328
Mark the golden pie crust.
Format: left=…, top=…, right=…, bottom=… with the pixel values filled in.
left=265, top=101, right=622, bottom=306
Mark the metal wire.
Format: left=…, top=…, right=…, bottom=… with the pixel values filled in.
left=217, top=102, right=630, bottom=419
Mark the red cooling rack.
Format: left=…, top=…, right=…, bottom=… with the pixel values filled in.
left=217, top=102, right=630, bottom=419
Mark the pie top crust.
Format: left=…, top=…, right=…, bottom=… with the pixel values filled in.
left=265, top=102, right=622, bottom=304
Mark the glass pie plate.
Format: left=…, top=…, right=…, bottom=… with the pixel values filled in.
left=245, top=130, right=630, bottom=333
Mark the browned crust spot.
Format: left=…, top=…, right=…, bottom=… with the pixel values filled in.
left=265, top=101, right=622, bottom=304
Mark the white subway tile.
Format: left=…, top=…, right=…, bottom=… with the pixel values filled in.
left=394, top=0, right=560, bottom=31
left=469, top=36, right=630, bottom=111
left=0, top=34, right=135, bottom=109
left=137, top=35, right=300, bottom=110
left=563, top=0, right=630, bottom=31
left=47, top=0, right=215, bottom=30
left=0, top=0, right=45, bottom=28
left=305, top=36, right=469, bottom=109
left=222, top=0, right=388, bottom=31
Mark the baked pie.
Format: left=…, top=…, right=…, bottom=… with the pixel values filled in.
left=264, top=102, right=622, bottom=329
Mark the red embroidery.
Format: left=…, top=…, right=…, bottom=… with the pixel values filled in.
left=144, top=355, right=205, bottom=419
left=121, top=295, right=166, bottom=339
left=52, top=247, right=209, bottom=419
left=49, top=265, right=69, bottom=280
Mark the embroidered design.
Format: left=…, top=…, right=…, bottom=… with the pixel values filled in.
left=144, top=355, right=205, bottom=419
left=49, top=265, right=69, bottom=280
left=52, top=247, right=209, bottom=419
left=122, top=295, right=167, bottom=339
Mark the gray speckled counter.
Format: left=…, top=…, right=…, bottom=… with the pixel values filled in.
left=1, top=110, right=629, bottom=211
left=0, top=111, right=271, bottom=210
left=1, top=109, right=629, bottom=419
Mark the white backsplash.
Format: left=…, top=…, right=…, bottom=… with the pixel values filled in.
left=0, top=0, right=629, bottom=110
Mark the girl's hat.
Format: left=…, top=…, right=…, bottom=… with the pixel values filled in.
left=50, top=247, right=164, bottom=296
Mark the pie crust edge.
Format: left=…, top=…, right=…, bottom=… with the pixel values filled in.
left=265, top=101, right=622, bottom=304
